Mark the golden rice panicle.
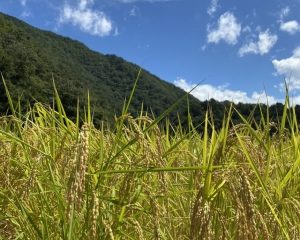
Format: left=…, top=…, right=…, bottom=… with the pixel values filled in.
left=150, top=195, right=161, bottom=240
left=66, top=123, right=89, bottom=219
left=190, top=186, right=213, bottom=240
left=130, top=218, right=145, bottom=240
left=77, top=123, right=89, bottom=202
left=230, top=168, right=258, bottom=240
left=91, top=190, right=99, bottom=239
left=103, top=220, right=115, bottom=240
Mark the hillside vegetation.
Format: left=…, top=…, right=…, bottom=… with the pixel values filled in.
left=0, top=12, right=204, bottom=126
left=1, top=12, right=300, bottom=130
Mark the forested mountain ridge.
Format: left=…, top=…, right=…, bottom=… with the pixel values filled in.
left=0, top=12, right=205, bottom=125
left=0, top=12, right=299, bottom=128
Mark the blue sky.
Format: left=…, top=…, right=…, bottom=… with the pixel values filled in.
left=1, top=0, right=300, bottom=104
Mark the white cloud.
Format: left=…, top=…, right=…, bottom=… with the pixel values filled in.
left=280, top=6, right=290, bottom=20
left=78, top=0, right=93, bottom=10
left=19, top=0, right=31, bottom=17
left=129, top=6, right=139, bottom=16
left=21, top=10, right=31, bottom=18
left=59, top=0, right=114, bottom=37
left=242, top=26, right=251, bottom=33
left=20, top=0, right=27, bottom=6
left=272, top=47, right=300, bottom=91
left=174, top=78, right=278, bottom=105
left=201, top=44, right=207, bottom=51
left=280, top=21, right=300, bottom=34
left=289, top=95, right=300, bottom=106
left=238, top=30, right=277, bottom=57
left=207, top=12, right=241, bottom=45
left=207, top=0, right=219, bottom=16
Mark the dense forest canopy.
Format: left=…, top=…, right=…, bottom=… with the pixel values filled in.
left=0, top=12, right=299, bottom=129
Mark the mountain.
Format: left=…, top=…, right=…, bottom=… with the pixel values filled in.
left=0, top=12, right=207, bottom=126
left=1, top=12, right=298, bottom=130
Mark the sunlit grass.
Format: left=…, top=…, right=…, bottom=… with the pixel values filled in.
left=0, top=74, right=299, bottom=239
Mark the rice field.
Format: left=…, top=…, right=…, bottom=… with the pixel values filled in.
left=0, top=77, right=300, bottom=239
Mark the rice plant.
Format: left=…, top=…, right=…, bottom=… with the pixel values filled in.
left=0, top=75, right=299, bottom=239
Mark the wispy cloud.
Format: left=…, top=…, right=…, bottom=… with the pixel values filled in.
left=174, top=78, right=279, bottom=104
left=280, top=20, right=300, bottom=34
left=129, top=6, right=139, bottom=16
left=19, top=0, right=31, bottom=18
left=20, top=0, right=27, bottom=7
left=272, top=47, right=300, bottom=91
left=280, top=6, right=290, bottom=20
left=59, top=0, right=114, bottom=37
left=207, top=12, right=241, bottom=45
left=21, top=10, right=31, bottom=18
left=238, top=30, right=277, bottom=57
left=242, top=26, right=251, bottom=33
left=207, top=0, right=219, bottom=16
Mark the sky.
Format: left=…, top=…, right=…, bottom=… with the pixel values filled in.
left=1, top=0, right=300, bottom=104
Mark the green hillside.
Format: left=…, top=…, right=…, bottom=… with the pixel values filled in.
left=0, top=12, right=205, bottom=125
left=1, top=12, right=299, bottom=129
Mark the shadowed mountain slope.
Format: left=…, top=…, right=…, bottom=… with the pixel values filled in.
left=1, top=12, right=297, bottom=129
left=0, top=12, right=206, bottom=125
